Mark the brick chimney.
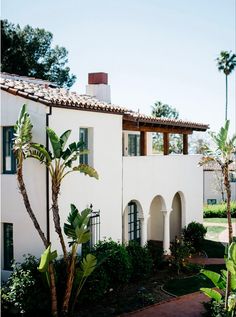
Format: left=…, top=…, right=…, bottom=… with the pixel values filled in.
left=86, top=72, right=111, bottom=103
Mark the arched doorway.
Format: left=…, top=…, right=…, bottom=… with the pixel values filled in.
left=123, top=200, right=143, bottom=245
left=170, top=192, right=182, bottom=241
left=147, top=195, right=166, bottom=244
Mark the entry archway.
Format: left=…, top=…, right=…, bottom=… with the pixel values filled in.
left=170, top=192, right=182, bottom=241
left=147, top=195, right=166, bottom=244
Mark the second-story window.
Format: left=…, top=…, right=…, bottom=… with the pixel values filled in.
left=79, top=128, right=89, bottom=164
left=128, top=134, right=140, bottom=156
left=2, top=127, right=16, bottom=174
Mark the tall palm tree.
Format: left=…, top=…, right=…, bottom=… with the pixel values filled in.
left=199, top=120, right=236, bottom=308
left=30, top=127, right=98, bottom=261
left=216, top=51, right=236, bottom=121
left=14, top=105, right=58, bottom=317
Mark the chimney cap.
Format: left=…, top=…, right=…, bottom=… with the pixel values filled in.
left=88, top=72, right=108, bottom=85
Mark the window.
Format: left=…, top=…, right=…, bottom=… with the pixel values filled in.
left=2, top=127, right=16, bottom=174
left=128, top=202, right=141, bottom=244
left=79, top=128, right=88, bottom=164
left=128, top=134, right=140, bottom=156
left=230, top=172, right=236, bottom=183
left=207, top=199, right=217, bottom=205
left=3, top=223, right=13, bottom=270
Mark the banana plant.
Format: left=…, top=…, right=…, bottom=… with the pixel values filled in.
left=14, top=105, right=58, bottom=316
left=201, top=242, right=236, bottom=316
left=29, top=127, right=98, bottom=261
left=199, top=120, right=236, bottom=307
left=62, top=204, right=97, bottom=316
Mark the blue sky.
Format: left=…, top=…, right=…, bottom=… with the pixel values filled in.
left=2, top=0, right=236, bottom=133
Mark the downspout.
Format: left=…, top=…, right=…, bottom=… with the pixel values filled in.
left=46, top=105, right=52, bottom=242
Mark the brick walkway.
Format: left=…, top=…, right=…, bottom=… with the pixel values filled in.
left=121, top=291, right=209, bottom=317
left=121, top=257, right=224, bottom=317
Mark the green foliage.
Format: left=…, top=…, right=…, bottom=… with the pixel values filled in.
left=169, top=237, right=191, bottom=274
left=13, top=104, right=33, bottom=158
left=200, top=242, right=236, bottom=315
left=182, top=222, right=207, bottom=251
left=204, top=300, right=227, bottom=317
left=1, top=19, right=76, bottom=88
left=147, top=240, right=164, bottom=270
left=38, top=245, right=57, bottom=273
left=1, top=255, right=50, bottom=317
left=126, top=241, right=153, bottom=281
left=92, top=240, right=132, bottom=289
left=217, top=51, right=236, bottom=76
left=64, top=204, right=91, bottom=246
left=203, top=202, right=236, bottom=218
left=151, top=101, right=179, bottom=119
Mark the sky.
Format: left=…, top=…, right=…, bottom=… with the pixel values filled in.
left=1, top=0, right=236, bottom=133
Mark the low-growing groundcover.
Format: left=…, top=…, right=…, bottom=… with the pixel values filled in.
left=163, top=265, right=225, bottom=296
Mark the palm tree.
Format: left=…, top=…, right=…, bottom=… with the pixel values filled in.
left=14, top=105, right=99, bottom=316
left=14, top=105, right=58, bottom=317
left=199, top=120, right=236, bottom=308
left=30, top=127, right=98, bottom=261
left=216, top=51, right=236, bottom=121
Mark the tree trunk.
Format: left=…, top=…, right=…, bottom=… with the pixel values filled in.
left=49, top=262, right=58, bottom=317
left=51, top=182, right=67, bottom=261
left=61, top=245, right=77, bottom=316
left=223, top=164, right=232, bottom=310
left=17, top=163, right=58, bottom=317
left=225, top=75, right=228, bottom=121
left=17, top=164, right=48, bottom=247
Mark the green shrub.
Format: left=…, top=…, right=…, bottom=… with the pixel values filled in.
left=147, top=240, right=164, bottom=270
left=169, top=237, right=191, bottom=274
left=204, top=201, right=236, bottom=218
left=203, top=300, right=227, bottom=317
left=183, top=222, right=207, bottom=251
left=1, top=255, right=50, bottom=317
left=126, top=241, right=153, bottom=281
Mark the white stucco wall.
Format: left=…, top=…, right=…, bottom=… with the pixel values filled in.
left=1, top=91, right=48, bottom=277
left=122, top=154, right=203, bottom=242
left=49, top=107, right=123, bottom=251
left=204, top=170, right=236, bottom=203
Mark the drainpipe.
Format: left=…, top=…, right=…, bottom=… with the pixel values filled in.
left=46, top=105, right=52, bottom=242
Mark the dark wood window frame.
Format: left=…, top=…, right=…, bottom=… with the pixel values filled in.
left=128, top=201, right=141, bottom=244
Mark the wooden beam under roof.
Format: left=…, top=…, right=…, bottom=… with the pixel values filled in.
left=123, top=121, right=193, bottom=134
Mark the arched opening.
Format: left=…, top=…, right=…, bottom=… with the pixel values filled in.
left=147, top=195, right=166, bottom=245
left=123, top=200, right=143, bottom=245
left=170, top=192, right=182, bottom=241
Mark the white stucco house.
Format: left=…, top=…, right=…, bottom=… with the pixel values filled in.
left=203, top=162, right=236, bottom=204
left=1, top=72, right=209, bottom=279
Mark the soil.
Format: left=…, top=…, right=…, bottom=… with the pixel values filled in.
left=77, top=266, right=195, bottom=317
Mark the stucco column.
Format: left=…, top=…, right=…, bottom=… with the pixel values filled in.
left=141, top=217, right=147, bottom=246
left=162, top=209, right=171, bottom=255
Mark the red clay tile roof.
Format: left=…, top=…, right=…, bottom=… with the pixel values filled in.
left=0, top=73, right=209, bottom=131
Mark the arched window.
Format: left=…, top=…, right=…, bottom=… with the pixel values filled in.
left=128, top=201, right=141, bottom=244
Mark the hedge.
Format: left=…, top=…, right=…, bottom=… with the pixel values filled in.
left=203, top=201, right=236, bottom=218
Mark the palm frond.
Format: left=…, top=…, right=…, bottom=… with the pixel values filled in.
left=13, top=104, right=33, bottom=157
left=46, top=128, right=61, bottom=158
left=60, top=130, right=71, bottom=151
left=73, top=164, right=99, bottom=179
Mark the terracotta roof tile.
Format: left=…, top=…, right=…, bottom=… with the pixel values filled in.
left=0, top=73, right=209, bottom=131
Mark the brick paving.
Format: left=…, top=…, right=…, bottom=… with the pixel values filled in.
left=121, top=291, right=209, bottom=317
left=121, top=257, right=224, bottom=317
